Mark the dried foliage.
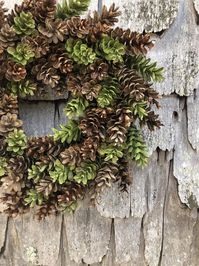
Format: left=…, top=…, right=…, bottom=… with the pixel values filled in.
left=0, top=0, right=163, bottom=219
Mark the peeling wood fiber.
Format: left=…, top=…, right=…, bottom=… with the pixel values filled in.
left=1, top=0, right=199, bottom=265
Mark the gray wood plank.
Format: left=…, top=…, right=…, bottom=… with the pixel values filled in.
left=148, top=0, right=199, bottom=96
left=18, top=101, right=55, bottom=137
left=102, top=0, right=179, bottom=32
left=64, top=198, right=112, bottom=264
left=1, top=213, right=62, bottom=266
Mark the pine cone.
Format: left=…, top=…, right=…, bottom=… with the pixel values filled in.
left=33, top=0, right=56, bottom=24
left=117, top=67, right=160, bottom=104
left=1, top=192, right=29, bottom=217
left=97, top=78, right=119, bottom=108
left=66, top=38, right=96, bottom=65
left=0, top=24, right=18, bottom=49
left=107, top=108, right=132, bottom=145
left=0, top=137, right=6, bottom=156
left=23, top=35, right=50, bottom=58
left=0, top=94, right=18, bottom=116
left=80, top=137, right=99, bottom=161
left=99, top=35, right=125, bottom=63
left=85, top=59, right=109, bottom=81
left=91, top=4, right=121, bottom=27
left=117, top=67, right=148, bottom=101
left=57, top=183, right=85, bottom=206
left=6, top=61, right=27, bottom=82
left=35, top=200, right=58, bottom=220
left=6, top=129, right=27, bottom=155
left=73, top=161, right=98, bottom=185
left=49, top=51, right=73, bottom=74
left=27, top=136, right=62, bottom=164
left=118, top=157, right=131, bottom=192
left=13, top=11, right=35, bottom=36
left=1, top=171, right=25, bottom=194
left=0, top=113, right=22, bottom=136
left=92, top=162, right=118, bottom=197
left=7, top=156, right=28, bottom=175
left=7, top=43, right=35, bottom=66
left=64, top=16, right=89, bottom=39
left=79, top=109, right=106, bottom=140
left=67, top=75, right=101, bottom=100
left=60, top=145, right=82, bottom=166
left=32, top=59, right=60, bottom=88
left=35, top=177, right=56, bottom=197
left=0, top=1, right=7, bottom=29
left=110, top=27, right=154, bottom=54
left=38, top=19, right=68, bottom=44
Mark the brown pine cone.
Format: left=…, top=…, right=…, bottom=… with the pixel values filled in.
left=7, top=156, right=29, bottom=175
left=0, top=94, right=18, bottom=116
left=1, top=192, right=29, bottom=217
left=117, top=67, right=160, bottom=104
left=6, top=61, right=27, bottom=82
left=57, top=183, right=85, bottom=206
left=80, top=137, right=99, bottom=161
left=33, top=0, right=56, bottom=24
left=107, top=107, right=132, bottom=145
left=49, top=51, right=73, bottom=74
left=67, top=75, right=101, bottom=100
left=23, top=35, right=50, bottom=58
left=65, top=16, right=89, bottom=39
left=91, top=162, right=118, bottom=198
left=110, top=27, right=154, bottom=54
left=118, top=157, right=131, bottom=192
left=0, top=113, right=23, bottom=136
left=1, top=171, right=25, bottom=194
left=0, top=1, right=7, bottom=29
left=85, top=59, right=109, bottom=81
left=0, top=24, right=18, bottom=49
left=27, top=136, right=62, bottom=164
left=87, top=4, right=120, bottom=42
left=117, top=67, right=148, bottom=101
left=32, top=59, right=60, bottom=88
left=35, top=177, right=57, bottom=197
left=38, top=19, right=68, bottom=44
left=0, top=137, right=6, bottom=156
left=60, top=145, right=82, bottom=166
left=35, top=200, right=58, bottom=220
left=79, top=109, right=106, bottom=140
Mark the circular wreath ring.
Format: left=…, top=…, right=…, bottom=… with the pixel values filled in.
left=0, top=0, right=163, bottom=219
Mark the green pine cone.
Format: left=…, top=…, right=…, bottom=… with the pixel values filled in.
left=99, top=35, right=125, bottom=63
left=25, top=189, right=44, bottom=208
left=13, top=11, right=35, bottom=36
left=57, top=0, right=91, bottom=19
left=28, top=164, right=48, bottom=183
left=64, top=97, right=89, bottom=119
left=99, top=144, right=124, bottom=164
left=9, top=80, right=37, bottom=97
left=73, top=161, right=98, bottom=185
left=49, top=160, right=74, bottom=185
left=53, top=120, right=81, bottom=144
left=129, top=54, right=164, bottom=82
left=6, top=129, right=27, bottom=155
left=131, top=101, right=148, bottom=121
left=66, top=38, right=96, bottom=65
left=97, top=78, right=119, bottom=108
left=126, top=125, right=148, bottom=167
left=7, top=43, right=35, bottom=66
left=0, top=157, right=7, bottom=177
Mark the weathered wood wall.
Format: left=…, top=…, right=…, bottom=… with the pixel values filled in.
left=1, top=0, right=199, bottom=265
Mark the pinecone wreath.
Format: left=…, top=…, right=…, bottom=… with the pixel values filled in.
left=0, top=0, right=163, bottom=219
